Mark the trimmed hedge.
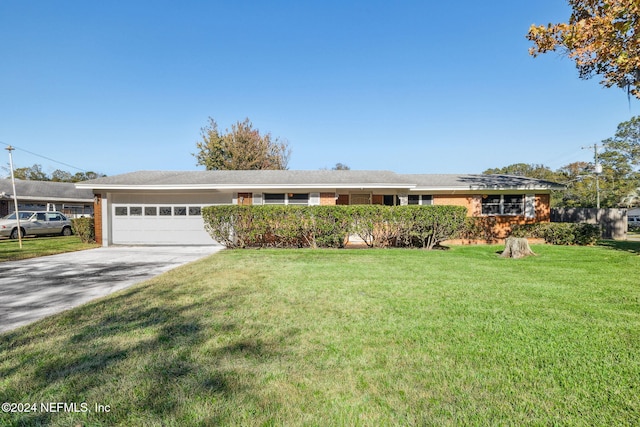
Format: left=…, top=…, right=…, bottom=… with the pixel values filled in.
left=71, top=217, right=95, bottom=243
left=202, top=205, right=467, bottom=249
left=510, top=222, right=601, bottom=245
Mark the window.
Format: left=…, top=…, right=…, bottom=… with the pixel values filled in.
left=383, top=195, right=398, bottom=206
left=115, top=207, right=128, bottom=216
left=481, top=195, right=524, bottom=216
left=189, top=206, right=202, bottom=216
left=503, top=195, right=524, bottom=215
left=145, top=207, right=157, bottom=216
left=287, top=193, right=309, bottom=205
left=159, top=207, right=172, bottom=216
left=264, top=193, right=286, bottom=204
left=129, top=207, right=142, bottom=216
left=174, top=206, right=187, bottom=216
left=408, top=195, right=433, bottom=205
left=47, top=213, right=64, bottom=221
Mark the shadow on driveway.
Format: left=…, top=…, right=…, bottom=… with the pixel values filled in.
left=0, top=245, right=223, bottom=333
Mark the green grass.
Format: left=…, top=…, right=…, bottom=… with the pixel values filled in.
left=1, top=244, right=639, bottom=426
left=0, top=236, right=99, bottom=262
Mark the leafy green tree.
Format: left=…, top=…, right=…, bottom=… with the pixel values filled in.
left=51, top=169, right=74, bottom=182
left=7, top=164, right=104, bottom=182
left=13, top=164, right=49, bottom=181
left=555, top=161, right=598, bottom=207
left=483, top=163, right=558, bottom=180
left=194, top=118, right=291, bottom=170
left=598, top=116, right=640, bottom=205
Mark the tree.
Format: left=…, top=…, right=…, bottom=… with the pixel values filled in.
left=332, top=163, right=351, bottom=170
left=602, top=115, right=640, bottom=166
left=483, top=163, right=557, bottom=180
left=194, top=118, right=291, bottom=170
left=51, top=169, right=74, bottom=182
left=13, top=164, right=48, bottom=181
left=527, top=0, right=640, bottom=98
left=4, top=163, right=104, bottom=182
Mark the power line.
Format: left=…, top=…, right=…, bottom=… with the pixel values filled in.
left=0, top=140, right=88, bottom=173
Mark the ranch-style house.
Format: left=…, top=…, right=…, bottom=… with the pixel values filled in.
left=75, top=170, right=564, bottom=246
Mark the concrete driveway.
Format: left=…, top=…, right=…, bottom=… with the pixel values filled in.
left=0, top=245, right=224, bottom=333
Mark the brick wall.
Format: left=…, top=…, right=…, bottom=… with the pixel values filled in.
left=433, top=195, right=477, bottom=216
left=320, top=193, right=337, bottom=205
left=94, top=194, right=102, bottom=245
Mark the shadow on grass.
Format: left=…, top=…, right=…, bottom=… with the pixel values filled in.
left=0, top=280, right=289, bottom=426
left=598, top=239, right=640, bottom=255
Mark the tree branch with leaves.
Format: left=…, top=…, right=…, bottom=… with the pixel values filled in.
left=528, top=0, right=640, bottom=97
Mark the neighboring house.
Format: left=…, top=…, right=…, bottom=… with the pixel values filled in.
left=0, top=179, right=94, bottom=218
left=76, top=170, right=564, bottom=246
left=628, top=208, right=640, bottom=228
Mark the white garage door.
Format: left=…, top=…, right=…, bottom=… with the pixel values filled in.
left=110, top=193, right=231, bottom=245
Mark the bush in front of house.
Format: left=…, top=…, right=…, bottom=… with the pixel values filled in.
left=202, top=205, right=467, bottom=249
left=457, top=217, right=500, bottom=243
left=71, top=217, right=95, bottom=243
left=510, top=223, right=600, bottom=245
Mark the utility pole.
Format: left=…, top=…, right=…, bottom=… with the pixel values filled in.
left=582, top=143, right=603, bottom=209
left=5, top=146, right=22, bottom=248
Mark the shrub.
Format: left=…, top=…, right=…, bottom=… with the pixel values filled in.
left=457, top=217, right=499, bottom=243
left=202, top=205, right=467, bottom=249
left=397, top=205, right=468, bottom=249
left=71, top=217, right=95, bottom=243
left=510, top=222, right=600, bottom=245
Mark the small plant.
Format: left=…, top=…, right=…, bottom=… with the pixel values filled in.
left=71, top=217, right=95, bottom=243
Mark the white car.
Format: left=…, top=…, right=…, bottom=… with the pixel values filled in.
left=0, top=211, right=73, bottom=239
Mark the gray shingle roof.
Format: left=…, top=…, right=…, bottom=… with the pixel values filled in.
left=77, top=170, right=414, bottom=188
left=0, top=179, right=94, bottom=201
left=402, top=174, right=565, bottom=190
left=76, top=170, right=565, bottom=191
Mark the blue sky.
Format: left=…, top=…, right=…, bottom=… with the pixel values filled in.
left=0, top=1, right=637, bottom=177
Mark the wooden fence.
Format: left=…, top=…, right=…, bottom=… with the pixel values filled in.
left=550, top=208, right=627, bottom=240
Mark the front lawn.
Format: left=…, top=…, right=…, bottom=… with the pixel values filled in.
left=0, top=236, right=99, bottom=262
left=1, top=244, right=639, bottom=426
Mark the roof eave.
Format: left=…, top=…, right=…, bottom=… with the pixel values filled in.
left=76, top=183, right=416, bottom=191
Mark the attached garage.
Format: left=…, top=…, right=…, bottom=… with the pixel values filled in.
left=108, top=192, right=231, bottom=245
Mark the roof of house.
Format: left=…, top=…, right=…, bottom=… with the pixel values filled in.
left=76, top=170, right=565, bottom=192
left=0, top=179, right=94, bottom=202
left=404, top=174, right=564, bottom=191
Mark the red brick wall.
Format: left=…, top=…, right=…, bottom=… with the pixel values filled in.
left=320, top=193, right=337, bottom=205
left=94, top=194, right=102, bottom=245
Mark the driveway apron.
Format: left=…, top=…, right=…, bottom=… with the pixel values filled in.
left=0, top=245, right=224, bottom=333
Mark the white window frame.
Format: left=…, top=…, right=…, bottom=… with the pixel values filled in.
left=481, top=194, right=525, bottom=216
left=262, top=193, right=310, bottom=206
left=112, top=204, right=204, bottom=217
left=408, top=195, right=433, bottom=206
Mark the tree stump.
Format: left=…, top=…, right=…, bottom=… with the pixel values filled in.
left=501, top=237, right=536, bottom=259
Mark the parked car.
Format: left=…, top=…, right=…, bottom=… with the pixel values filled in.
left=0, top=211, right=73, bottom=239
